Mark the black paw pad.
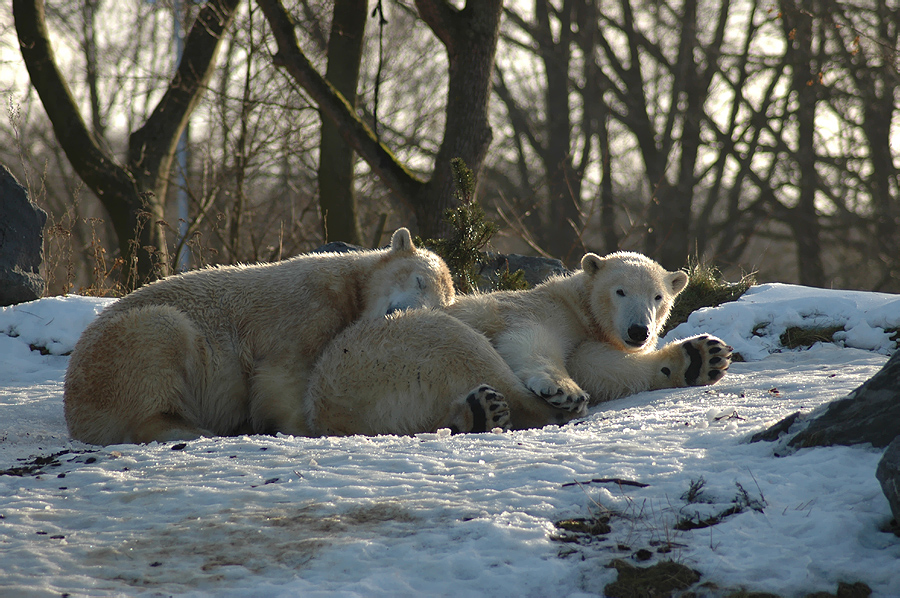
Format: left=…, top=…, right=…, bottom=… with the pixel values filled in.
left=465, top=394, right=488, bottom=433
left=709, top=370, right=722, bottom=381
left=683, top=340, right=702, bottom=385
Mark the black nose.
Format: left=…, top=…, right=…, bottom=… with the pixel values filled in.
left=627, top=324, right=649, bottom=344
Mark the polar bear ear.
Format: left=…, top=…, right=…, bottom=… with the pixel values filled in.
left=667, top=270, right=689, bottom=295
left=390, top=228, right=416, bottom=253
left=581, top=253, right=605, bottom=276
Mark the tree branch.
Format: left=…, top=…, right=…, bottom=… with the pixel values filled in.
left=414, top=0, right=459, bottom=52
left=13, top=0, right=135, bottom=204
left=129, top=0, right=242, bottom=180
left=256, top=0, right=424, bottom=208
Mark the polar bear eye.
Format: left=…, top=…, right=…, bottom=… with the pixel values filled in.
left=416, top=276, right=426, bottom=290
left=655, top=294, right=663, bottom=301
left=616, top=289, right=626, bottom=297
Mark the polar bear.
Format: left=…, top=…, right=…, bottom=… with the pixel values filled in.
left=444, top=251, right=732, bottom=413
left=305, top=309, right=581, bottom=436
left=64, top=228, right=454, bottom=445
left=303, top=251, right=732, bottom=434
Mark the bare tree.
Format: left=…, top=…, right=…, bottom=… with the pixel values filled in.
left=13, top=0, right=240, bottom=287
left=495, top=0, right=596, bottom=264
left=258, top=0, right=503, bottom=239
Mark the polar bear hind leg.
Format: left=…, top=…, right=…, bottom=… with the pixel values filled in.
left=304, top=309, right=576, bottom=436
left=64, top=305, right=215, bottom=445
left=434, top=385, right=511, bottom=434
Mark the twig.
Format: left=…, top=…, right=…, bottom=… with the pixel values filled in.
left=562, top=477, right=649, bottom=489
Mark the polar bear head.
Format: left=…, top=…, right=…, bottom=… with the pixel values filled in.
left=364, top=228, right=455, bottom=317
left=581, top=251, right=688, bottom=352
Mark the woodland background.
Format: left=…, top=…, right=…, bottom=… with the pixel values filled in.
left=1, top=0, right=898, bottom=295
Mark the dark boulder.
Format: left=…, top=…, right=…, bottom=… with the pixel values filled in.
left=751, top=351, right=900, bottom=528
left=311, top=240, right=364, bottom=254
left=751, top=350, right=900, bottom=450
left=477, top=252, right=568, bottom=289
left=876, top=436, right=900, bottom=526
left=0, top=165, right=47, bottom=306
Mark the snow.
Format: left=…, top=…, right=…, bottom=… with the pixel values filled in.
left=1, top=284, right=899, bottom=598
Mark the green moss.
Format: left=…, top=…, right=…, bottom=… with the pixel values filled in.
left=664, top=260, right=755, bottom=334
left=779, top=325, right=845, bottom=349
left=604, top=559, right=701, bottom=598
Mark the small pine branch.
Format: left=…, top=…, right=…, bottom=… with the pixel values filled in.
left=420, top=158, right=508, bottom=294
left=451, top=157, right=476, bottom=205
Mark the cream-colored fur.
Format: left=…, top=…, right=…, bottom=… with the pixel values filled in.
left=445, top=251, right=731, bottom=417
left=304, top=251, right=731, bottom=435
left=64, top=228, right=454, bottom=445
left=305, top=309, right=578, bottom=436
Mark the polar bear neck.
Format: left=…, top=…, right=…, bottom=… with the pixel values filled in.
left=532, top=273, right=614, bottom=346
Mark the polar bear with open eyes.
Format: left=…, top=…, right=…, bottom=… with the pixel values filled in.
left=305, top=251, right=732, bottom=435
left=64, top=228, right=455, bottom=445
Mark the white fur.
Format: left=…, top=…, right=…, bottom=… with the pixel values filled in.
left=440, top=251, right=689, bottom=412
left=305, top=309, right=575, bottom=435
left=303, top=250, right=728, bottom=433
left=63, top=228, right=454, bottom=445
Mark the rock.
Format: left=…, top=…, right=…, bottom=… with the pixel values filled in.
left=0, top=164, right=47, bottom=306
left=836, top=581, right=872, bottom=598
left=751, top=350, right=900, bottom=450
left=310, top=240, right=364, bottom=254
left=876, top=436, right=900, bottom=526
left=805, top=581, right=872, bottom=598
left=478, top=252, right=568, bottom=289
left=749, top=411, right=802, bottom=443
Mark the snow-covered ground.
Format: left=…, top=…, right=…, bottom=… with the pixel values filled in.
left=1, top=284, right=899, bottom=598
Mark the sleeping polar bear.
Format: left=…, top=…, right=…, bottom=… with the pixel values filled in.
left=64, top=228, right=454, bottom=445
left=305, top=251, right=732, bottom=434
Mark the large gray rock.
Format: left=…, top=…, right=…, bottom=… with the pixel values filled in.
left=877, top=436, right=900, bottom=526
left=477, top=252, right=568, bottom=289
left=751, top=349, right=900, bottom=449
left=0, top=165, right=47, bottom=306
left=789, top=350, right=900, bottom=449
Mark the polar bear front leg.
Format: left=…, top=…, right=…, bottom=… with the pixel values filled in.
left=660, top=334, right=733, bottom=387
left=437, top=385, right=511, bottom=433
left=494, top=325, right=590, bottom=413
left=568, top=334, right=732, bottom=405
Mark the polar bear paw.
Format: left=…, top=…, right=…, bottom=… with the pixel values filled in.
left=525, top=375, right=590, bottom=414
left=679, top=335, right=732, bottom=386
left=451, top=385, right=510, bottom=433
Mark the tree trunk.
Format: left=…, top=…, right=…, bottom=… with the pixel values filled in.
left=412, top=0, right=502, bottom=239
left=535, top=0, right=580, bottom=262
left=781, top=1, right=825, bottom=287
left=644, top=0, right=700, bottom=271
left=259, top=0, right=502, bottom=240
left=317, top=0, right=366, bottom=245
